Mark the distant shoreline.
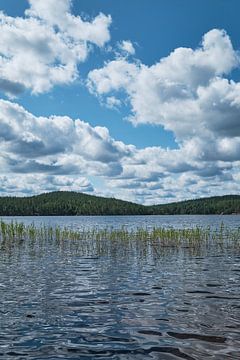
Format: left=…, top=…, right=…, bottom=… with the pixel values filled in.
left=0, top=191, right=239, bottom=216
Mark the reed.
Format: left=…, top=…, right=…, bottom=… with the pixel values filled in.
left=0, top=220, right=239, bottom=253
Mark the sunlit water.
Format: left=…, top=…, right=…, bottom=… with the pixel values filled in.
left=1, top=214, right=240, bottom=230
left=0, top=216, right=240, bottom=359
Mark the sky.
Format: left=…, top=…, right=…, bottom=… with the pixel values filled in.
left=0, top=0, right=240, bottom=204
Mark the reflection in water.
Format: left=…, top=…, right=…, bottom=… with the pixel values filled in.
left=0, top=220, right=240, bottom=359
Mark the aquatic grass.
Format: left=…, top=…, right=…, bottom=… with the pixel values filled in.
left=0, top=220, right=240, bottom=255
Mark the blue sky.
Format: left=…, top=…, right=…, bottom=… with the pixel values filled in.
left=0, top=0, right=240, bottom=203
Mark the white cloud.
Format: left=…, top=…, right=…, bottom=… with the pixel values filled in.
left=85, top=29, right=240, bottom=203
left=0, top=174, right=94, bottom=196
left=0, top=21, right=239, bottom=202
left=0, top=99, right=131, bottom=178
left=88, top=58, right=138, bottom=94
left=0, top=98, right=239, bottom=202
left=105, top=96, right=122, bottom=109
left=26, top=0, right=111, bottom=47
left=118, top=40, right=135, bottom=55
left=88, top=29, right=240, bottom=160
left=0, top=0, right=111, bottom=95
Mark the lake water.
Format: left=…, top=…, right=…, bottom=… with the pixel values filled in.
left=1, top=214, right=240, bottom=230
left=0, top=215, right=240, bottom=359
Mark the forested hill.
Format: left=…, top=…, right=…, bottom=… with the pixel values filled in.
left=0, top=191, right=147, bottom=216
left=150, top=195, right=240, bottom=215
left=0, top=192, right=239, bottom=216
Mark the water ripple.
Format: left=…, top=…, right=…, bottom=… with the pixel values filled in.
left=0, top=224, right=240, bottom=359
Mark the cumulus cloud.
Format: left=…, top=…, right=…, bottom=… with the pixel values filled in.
left=0, top=98, right=239, bottom=202
left=0, top=174, right=94, bottom=196
left=88, top=58, right=138, bottom=95
left=0, top=21, right=239, bottom=202
left=0, top=99, right=131, bottom=178
left=26, top=0, right=111, bottom=47
left=0, top=0, right=111, bottom=95
left=86, top=29, right=240, bottom=203
left=88, top=29, right=240, bottom=161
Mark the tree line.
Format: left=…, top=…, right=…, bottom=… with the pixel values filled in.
left=0, top=191, right=239, bottom=216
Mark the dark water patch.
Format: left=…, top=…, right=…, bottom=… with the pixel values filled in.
left=152, top=286, right=162, bottom=289
left=186, top=290, right=213, bottom=294
left=206, top=283, right=222, bottom=287
left=167, top=331, right=227, bottom=343
left=205, top=295, right=240, bottom=300
left=131, top=292, right=151, bottom=296
left=226, top=324, right=240, bottom=329
left=6, top=351, right=27, bottom=356
left=25, top=313, right=35, bottom=318
left=65, top=345, right=195, bottom=359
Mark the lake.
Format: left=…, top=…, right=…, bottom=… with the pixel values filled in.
left=0, top=215, right=240, bottom=359
left=1, top=214, right=240, bottom=230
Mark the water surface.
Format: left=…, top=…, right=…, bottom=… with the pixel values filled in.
left=0, top=215, right=240, bottom=359
left=1, top=214, right=240, bottom=230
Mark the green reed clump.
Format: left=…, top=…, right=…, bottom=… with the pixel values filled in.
left=0, top=220, right=239, bottom=253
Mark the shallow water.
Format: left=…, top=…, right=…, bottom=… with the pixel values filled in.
left=0, top=216, right=240, bottom=359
